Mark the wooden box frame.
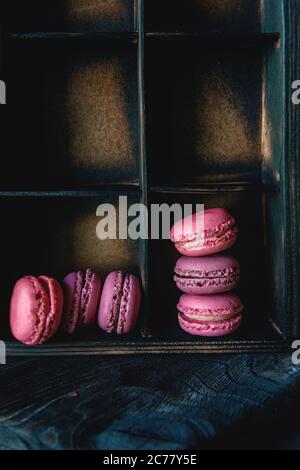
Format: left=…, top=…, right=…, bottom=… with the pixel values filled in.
left=0, top=0, right=299, bottom=355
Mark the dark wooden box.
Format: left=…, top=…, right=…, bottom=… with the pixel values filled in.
left=1, top=0, right=299, bottom=355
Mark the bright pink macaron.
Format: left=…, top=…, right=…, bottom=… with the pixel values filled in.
left=177, top=293, right=243, bottom=337
left=63, top=268, right=101, bottom=334
left=170, top=208, right=237, bottom=256
left=98, top=271, right=142, bottom=334
left=174, top=254, right=240, bottom=295
left=10, top=275, right=64, bottom=345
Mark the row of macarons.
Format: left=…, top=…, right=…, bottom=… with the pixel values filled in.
left=10, top=269, right=142, bottom=345
left=170, top=208, right=244, bottom=337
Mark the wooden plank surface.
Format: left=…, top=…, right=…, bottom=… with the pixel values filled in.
left=0, top=353, right=300, bottom=450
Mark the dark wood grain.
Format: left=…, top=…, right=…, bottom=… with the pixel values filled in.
left=5, top=340, right=288, bottom=356
left=9, top=32, right=138, bottom=41
left=0, top=354, right=300, bottom=450
left=284, top=0, right=300, bottom=337
left=150, top=182, right=278, bottom=194
left=0, top=185, right=141, bottom=197
left=137, top=0, right=150, bottom=339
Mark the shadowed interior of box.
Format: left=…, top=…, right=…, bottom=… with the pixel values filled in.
left=145, top=0, right=262, bottom=32
left=4, top=0, right=135, bottom=33
left=2, top=40, right=139, bottom=187
left=146, top=41, right=263, bottom=184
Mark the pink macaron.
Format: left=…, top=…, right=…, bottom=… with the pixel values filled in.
left=177, top=293, right=243, bottom=337
left=10, top=275, right=64, bottom=345
left=170, top=208, right=238, bottom=256
left=98, top=271, right=142, bottom=334
left=174, top=254, right=240, bottom=295
left=63, top=268, right=101, bottom=334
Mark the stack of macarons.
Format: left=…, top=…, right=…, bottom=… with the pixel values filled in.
left=171, top=208, right=244, bottom=337
left=10, top=269, right=142, bottom=345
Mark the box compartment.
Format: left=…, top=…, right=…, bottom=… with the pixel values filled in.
left=145, top=0, right=262, bottom=33
left=146, top=41, right=264, bottom=184
left=2, top=39, right=139, bottom=188
left=4, top=0, right=135, bottom=33
left=148, top=191, right=284, bottom=343
left=0, top=193, right=142, bottom=343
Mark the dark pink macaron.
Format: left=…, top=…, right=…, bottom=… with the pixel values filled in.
left=62, top=268, right=101, bottom=334
left=98, top=271, right=142, bottom=334
left=170, top=208, right=237, bottom=256
left=174, top=254, right=240, bottom=295
left=10, top=275, right=64, bottom=345
left=177, top=293, right=243, bottom=337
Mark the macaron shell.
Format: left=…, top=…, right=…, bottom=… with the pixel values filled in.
left=177, top=293, right=244, bottom=319
left=178, top=311, right=242, bottom=337
left=117, top=275, right=141, bottom=335
left=10, top=276, right=50, bottom=345
left=98, top=271, right=123, bottom=333
left=62, top=271, right=83, bottom=334
left=38, top=276, right=64, bottom=340
left=79, top=269, right=101, bottom=327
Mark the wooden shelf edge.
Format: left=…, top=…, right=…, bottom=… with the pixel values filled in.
left=145, top=31, right=280, bottom=46
left=6, top=339, right=288, bottom=356
left=9, top=31, right=138, bottom=41
left=150, top=182, right=279, bottom=194
left=0, top=185, right=141, bottom=197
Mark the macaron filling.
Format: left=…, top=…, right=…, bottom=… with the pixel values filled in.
left=106, top=271, right=124, bottom=333
left=202, top=216, right=236, bottom=239
left=79, top=268, right=99, bottom=327
left=117, top=274, right=131, bottom=334
left=175, top=226, right=237, bottom=251
left=177, top=301, right=243, bottom=318
left=174, top=275, right=239, bottom=289
left=178, top=312, right=242, bottom=333
left=179, top=311, right=239, bottom=322
left=172, top=216, right=235, bottom=243
left=38, top=276, right=62, bottom=342
left=174, top=266, right=240, bottom=279
left=79, top=269, right=93, bottom=323
left=64, top=271, right=83, bottom=334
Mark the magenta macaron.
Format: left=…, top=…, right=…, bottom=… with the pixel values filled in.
left=177, top=293, right=243, bottom=337
left=170, top=208, right=238, bottom=256
left=63, top=268, right=101, bottom=334
left=174, top=254, right=240, bottom=295
left=10, top=275, right=64, bottom=345
left=98, top=271, right=142, bottom=334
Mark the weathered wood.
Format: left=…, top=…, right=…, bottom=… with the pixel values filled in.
left=284, top=0, right=300, bottom=336
left=9, top=32, right=138, bottom=41
left=0, top=354, right=300, bottom=449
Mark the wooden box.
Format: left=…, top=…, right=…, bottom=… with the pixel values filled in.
left=1, top=0, right=299, bottom=355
